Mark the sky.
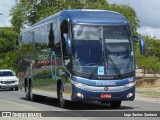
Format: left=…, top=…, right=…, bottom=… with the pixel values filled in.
left=0, top=0, right=16, bottom=27
left=107, top=0, right=160, bottom=39
left=0, top=0, right=160, bottom=38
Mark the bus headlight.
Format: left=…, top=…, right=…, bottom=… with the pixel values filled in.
left=126, top=81, right=135, bottom=88
left=74, top=81, right=88, bottom=89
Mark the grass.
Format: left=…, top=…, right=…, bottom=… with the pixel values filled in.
left=136, top=78, right=160, bottom=98
left=136, top=89, right=160, bottom=98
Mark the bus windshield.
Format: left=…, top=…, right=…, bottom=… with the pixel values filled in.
left=72, top=25, right=134, bottom=78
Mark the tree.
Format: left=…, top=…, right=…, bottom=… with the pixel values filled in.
left=108, top=4, right=139, bottom=34
left=10, top=2, right=26, bottom=33
left=0, top=51, right=18, bottom=73
left=0, top=27, right=19, bottom=54
left=135, top=35, right=160, bottom=76
left=10, top=0, right=85, bottom=31
left=0, top=27, right=19, bottom=72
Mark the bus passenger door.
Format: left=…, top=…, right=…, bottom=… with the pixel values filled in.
left=60, top=20, right=72, bottom=98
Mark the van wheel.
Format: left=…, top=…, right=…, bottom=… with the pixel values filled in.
left=110, top=101, right=121, bottom=108
left=10, top=88, right=14, bottom=91
left=15, top=86, right=19, bottom=91
left=58, top=84, right=70, bottom=108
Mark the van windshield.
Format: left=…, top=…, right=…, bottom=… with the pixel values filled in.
left=0, top=71, right=15, bottom=77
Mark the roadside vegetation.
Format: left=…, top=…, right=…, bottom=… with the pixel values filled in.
left=136, top=36, right=160, bottom=76
left=136, top=89, right=160, bottom=98
left=0, top=27, right=19, bottom=73
left=136, top=78, right=160, bottom=98
left=135, top=35, right=160, bottom=97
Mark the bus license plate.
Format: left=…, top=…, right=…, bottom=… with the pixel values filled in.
left=101, top=94, right=112, bottom=98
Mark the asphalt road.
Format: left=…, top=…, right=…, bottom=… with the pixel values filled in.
left=0, top=89, right=159, bottom=119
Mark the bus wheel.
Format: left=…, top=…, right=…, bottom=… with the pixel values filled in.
left=58, top=84, right=70, bottom=108
left=29, top=83, right=38, bottom=102
left=110, top=101, right=121, bottom=108
left=26, top=84, right=30, bottom=101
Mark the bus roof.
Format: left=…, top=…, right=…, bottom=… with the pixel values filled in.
left=63, top=9, right=128, bottom=25
left=23, top=9, right=128, bottom=32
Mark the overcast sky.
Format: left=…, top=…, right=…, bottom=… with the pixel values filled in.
left=107, top=0, right=160, bottom=39
left=0, top=0, right=16, bottom=27
left=0, top=0, right=160, bottom=38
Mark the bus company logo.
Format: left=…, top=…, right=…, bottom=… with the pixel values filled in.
left=104, top=87, right=109, bottom=91
left=96, top=81, right=116, bottom=86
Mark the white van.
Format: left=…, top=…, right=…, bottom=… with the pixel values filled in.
left=0, top=69, right=19, bottom=91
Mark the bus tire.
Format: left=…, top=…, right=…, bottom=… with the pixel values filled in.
left=26, top=83, right=30, bottom=101
left=58, top=84, right=70, bottom=108
left=29, top=83, right=39, bottom=102
left=110, top=101, right=121, bottom=108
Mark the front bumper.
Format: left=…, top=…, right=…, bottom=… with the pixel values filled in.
left=0, top=83, right=18, bottom=89
left=71, top=85, right=135, bottom=102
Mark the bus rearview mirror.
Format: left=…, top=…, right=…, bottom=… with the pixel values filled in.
left=63, top=34, right=72, bottom=54
left=133, top=35, right=146, bottom=55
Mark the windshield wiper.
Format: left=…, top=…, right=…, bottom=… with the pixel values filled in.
left=106, top=55, right=122, bottom=78
left=88, top=55, right=122, bottom=79
left=88, top=55, right=104, bottom=79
